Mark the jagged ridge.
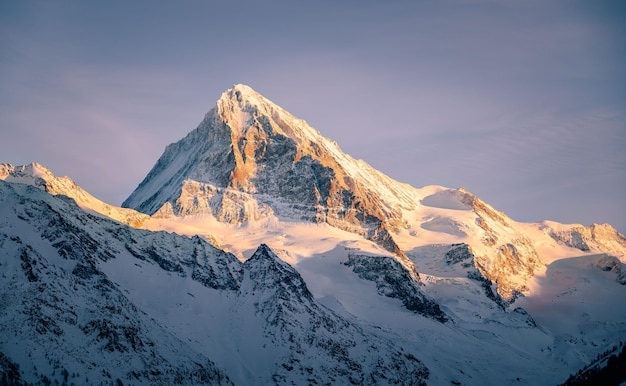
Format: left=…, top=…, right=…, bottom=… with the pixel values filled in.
left=0, top=179, right=430, bottom=385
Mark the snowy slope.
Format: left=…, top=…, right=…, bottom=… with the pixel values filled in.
left=0, top=180, right=232, bottom=385
left=1, top=163, right=149, bottom=227
left=146, top=210, right=626, bottom=385
left=0, top=179, right=432, bottom=385
left=3, top=165, right=625, bottom=385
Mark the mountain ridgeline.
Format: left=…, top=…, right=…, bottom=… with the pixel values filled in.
left=122, top=84, right=415, bottom=257
left=2, top=84, right=626, bottom=385
left=0, top=180, right=430, bottom=385
left=121, top=84, right=626, bottom=301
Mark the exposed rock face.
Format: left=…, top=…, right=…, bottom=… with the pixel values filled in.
left=548, top=223, right=626, bottom=257
left=123, top=84, right=414, bottom=256
left=445, top=243, right=474, bottom=265
left=456, top=189, right=543, bottom=301
left=343, top=254, right=447, bottom=322
left=550, top=228, right=591, bottom=251
left=477, top=239, right=541, bottom=300
left=594, top=254, right=626, bottom=285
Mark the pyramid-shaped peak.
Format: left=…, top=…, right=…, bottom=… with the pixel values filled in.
left=213, top=84, right=324, bottom=148
left=249, top=244, right=277, bottom=261
left=254, top=242, right=273, bottom=253
left=123, top=83, right=420, bottom=257
left=218, top=84, right=275, bottom=111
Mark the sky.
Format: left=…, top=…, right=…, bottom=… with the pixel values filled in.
left=1, top=0, right=625, bottom=233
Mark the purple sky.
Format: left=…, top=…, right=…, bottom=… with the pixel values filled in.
left=1, top=0, right=625, bottom=233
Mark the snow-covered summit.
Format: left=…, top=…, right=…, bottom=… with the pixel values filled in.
left=122, top=84, right=418, bottom=256
left=215, top=84, right=346, bottom=154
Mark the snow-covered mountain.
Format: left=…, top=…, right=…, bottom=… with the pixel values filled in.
left=0, top=180, right=233, bottom=385
left=122, top=84, right=625, bottom=300
left=0, top=179, right=431, bottom=385
left=2, top=84, right=626, bottom=385
left=122, top=84, right=414, bottom=257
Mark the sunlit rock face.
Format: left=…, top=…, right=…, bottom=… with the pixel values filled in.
left=123, top=84, right=416, bottom=255
left=458, top=188, right=626, bottom=300
left=548, top=223, right=626, bottom=256
left=454, top=188, right=543, bottom=301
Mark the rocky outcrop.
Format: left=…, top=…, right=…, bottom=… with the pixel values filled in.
left=548, top=223, right=626, bottom=257
left=343, top=254, right=447, bottom=322
left=473, top=238, right=541, bottom=301
left=445, top=243, right=474, bottom=265
left=594, top=254, right=626, bottom=285
left=454, top=189, right=544, bottom=301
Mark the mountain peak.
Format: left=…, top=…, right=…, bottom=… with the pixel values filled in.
left=214, top=83, right=315, bottom=146
left=246, top=244, right=300, bottom=275
left=218, top=84, right=267, bottom=111
left=1, top=162, right=52, bottom=181
left=249, top=243, right=275, bottom=261
left=224, top=83, right=261, bottom=99
left=123, top=85, right=419, bottom=255
left=1, top=162, right=72, bottom=193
